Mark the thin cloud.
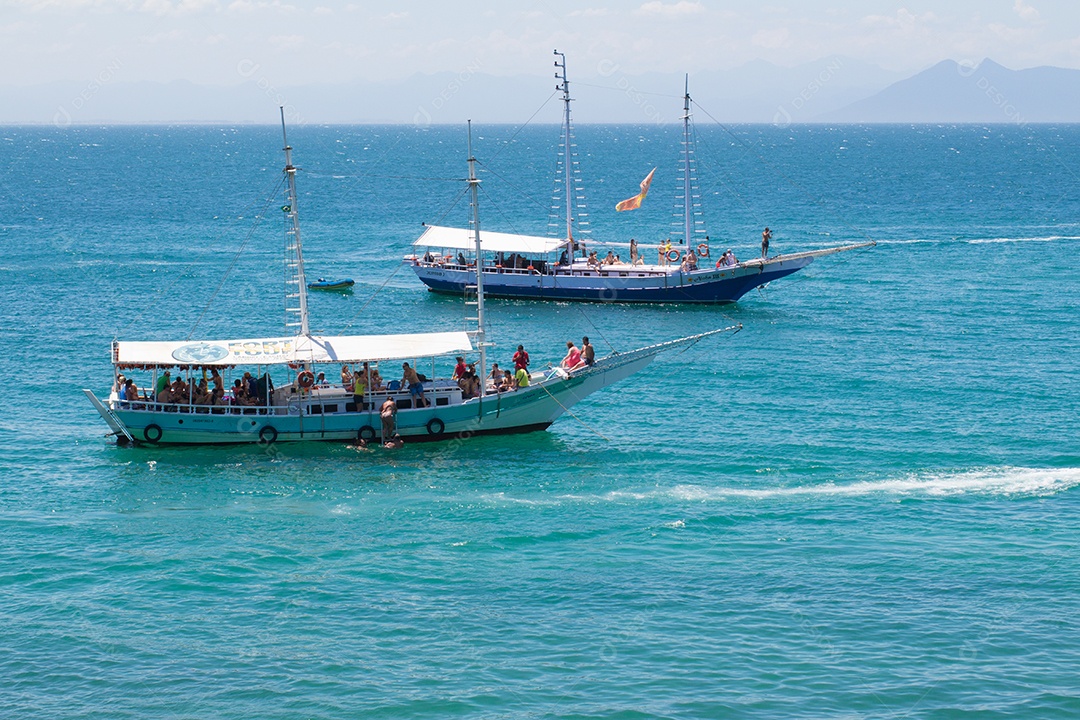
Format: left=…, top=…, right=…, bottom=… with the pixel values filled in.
left=861, top=9, right=937, bottom=31
left=635, top=1, right=705, bottom=18
left=140, top=0, right=218, bottom=15
left=752, top=27, right=790, bottom=49
left=1014, top=0, right=1040, bottom=22
left=570, top=8, right=611, bottom=17
left=268, top=33, right=304, bottom=50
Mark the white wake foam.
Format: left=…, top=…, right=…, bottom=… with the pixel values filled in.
left=872, top=235, right=1080, bottom=247
left=968, top=235, right=1080, bottom=245
left=477, top=468, right=1080, bottom=508
left=628, top=467, right=1080, bottom=501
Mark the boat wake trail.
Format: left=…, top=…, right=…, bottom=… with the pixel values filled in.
left=873, top=235, right=1080, bottom=247
left=967, top=235, right=1080, bottom=245
left=484, top=467, right=1080, bottom=507
left=652, top=467, right=1080, bottom=501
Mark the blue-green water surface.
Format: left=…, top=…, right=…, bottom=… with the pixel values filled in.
left=1, top=123, right=1079, bottom=718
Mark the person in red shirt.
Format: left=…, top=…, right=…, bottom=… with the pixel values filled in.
left=452, top=356, right=467, bottom=380
left=513, top=345, right=529, bottom=371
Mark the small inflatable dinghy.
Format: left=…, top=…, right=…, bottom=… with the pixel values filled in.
left=307, top=278, right=355, bottom=290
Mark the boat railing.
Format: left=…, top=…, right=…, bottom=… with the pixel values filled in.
left=415, top=256, right=681, bottom=279
left=111, top=381, right=468, bottom=417
left=111, top=399, right=282, bottom=416
left=415, top=257, right=546, bottom=276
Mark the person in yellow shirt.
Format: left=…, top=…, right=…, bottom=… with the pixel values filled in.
left=514, top=366, right=530, bottom=388
left=353, top=373, right=367, bottom=411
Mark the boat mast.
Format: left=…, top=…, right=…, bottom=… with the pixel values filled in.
left=466, top=120, right=487, bottom=386
left=676, top=76, right=708, bottom=256
left=555, top=50, right=574, bottom=251
left=681, top=76, right=693, bottom=251
left=280, top=107, right=310, bottom=338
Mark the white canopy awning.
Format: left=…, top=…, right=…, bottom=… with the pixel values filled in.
left=415, top=224, right=568, bottom=255
left=113, top=331, right=474, bottom=367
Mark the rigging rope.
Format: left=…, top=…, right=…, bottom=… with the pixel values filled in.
left=116, top=174, right=286, bottom=339
left=692, top=100, right=879, bottom=246
left=652, top=325, right=742, bottom=386
left=576, top=306, right=619, bottom=355
left=484, top=90, right=560, bottom=164
left=474, top=183, right=547, bottom=238
left=299, top=171, right=465, bottom=182
left=338, top=261, right=407, bottom=334
left=535, top=378, right=611, bottom=442
left=573, top=81, right=683, bottom=100
left=688, top=116, right=769, bottom=231
left=430, top=184, right=472, bottom=227
left=476, top=160, right=554, bottom=217
left=186, top=176, right=286, bottom=340
left=752, top=240, right=876, bottom=296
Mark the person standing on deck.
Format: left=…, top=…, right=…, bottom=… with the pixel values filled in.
left=353, top=372, right=367, bottom=411
left=659, top=239, right=673, bottom=266
left=401, top=362, right=427, bottom=408
left=762, top=227, right=772, bottom=259
left=513, top=345, right=530, bottom=372
left=630, top=238, right=638, bottom=264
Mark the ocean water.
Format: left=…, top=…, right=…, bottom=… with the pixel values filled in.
left=1, top=122, right=1079, bottom=718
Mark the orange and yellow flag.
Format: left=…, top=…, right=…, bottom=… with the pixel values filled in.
left=615, top=167, right=656, bottom=212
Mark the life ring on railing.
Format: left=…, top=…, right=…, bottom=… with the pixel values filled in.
left=297, top=371, right=315, bottom=389
left=143, top=424, right=163, bottom=443
left=357, top=425, right=376, bottom=443
left=697, top=243, right=710, bottom=258
left=666, top=249, right=681, bottom=263
left=426, top=417, right=445, bottom=436
left=259, top=425, right=278, bottom=444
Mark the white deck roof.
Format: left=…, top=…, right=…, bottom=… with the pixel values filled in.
left=415, top=224, right=568, bottom=255
left=114, top=331, right=474, bottom=367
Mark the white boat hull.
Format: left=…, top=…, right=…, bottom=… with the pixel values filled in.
left=88, top=340, right=669, bottom=446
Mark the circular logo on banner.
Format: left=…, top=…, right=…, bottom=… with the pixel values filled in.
left=171, top=342, right=230, bottom=363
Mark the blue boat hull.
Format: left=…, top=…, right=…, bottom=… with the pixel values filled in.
left=412, top=259, right=812, bottom=304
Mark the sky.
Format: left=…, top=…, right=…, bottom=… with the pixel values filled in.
left=1, top=0, right=1078, bottom=89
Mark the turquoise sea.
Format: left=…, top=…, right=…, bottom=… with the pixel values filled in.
left=2, top=121, right=1079, bottom=718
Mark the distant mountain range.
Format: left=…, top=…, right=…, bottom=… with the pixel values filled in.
left=3, top=58, right=1078, bottom=125
left=821, top=59, right=1080, bottom=123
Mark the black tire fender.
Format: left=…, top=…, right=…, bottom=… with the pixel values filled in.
left=143, top=424, right=163, bottom=444
left=426, top=418, right=445, bottom=436
left=259, top=425, right=278, bottom=444
left=357, top=425, right=376, bottom=442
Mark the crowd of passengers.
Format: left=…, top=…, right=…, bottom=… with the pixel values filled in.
left=113, top=368, right=273, bottom=407
left=114, top=337, right=600, bottom=410
left=421, top=241, right=743, bottom=277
